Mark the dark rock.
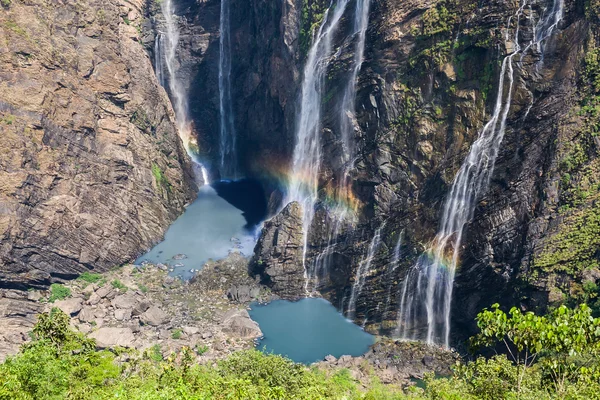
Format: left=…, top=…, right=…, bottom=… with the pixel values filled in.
left=251, top=202, right=305, bottom=299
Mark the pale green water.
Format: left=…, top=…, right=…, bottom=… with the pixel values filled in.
left=135, top=185, right=258, bottom=279
left=249, top=298, right=375, bottom=364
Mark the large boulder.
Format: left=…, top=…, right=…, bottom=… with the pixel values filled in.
left=221, top=309, right=263, bottom=339
left=89, top=327, right=135, bottom=349
left=251, top=202, right=305, bottom=299
left=53, top=298, right=83, bottom=316
left=140, top=306, right=168, bottom=326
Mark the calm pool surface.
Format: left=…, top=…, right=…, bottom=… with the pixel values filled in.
left=135, top=184, right=259, bottom=279
left=249, top=298, right=375, bottom=364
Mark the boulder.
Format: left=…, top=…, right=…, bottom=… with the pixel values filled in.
left=53, top=298, right=83, bottom=316
left=226, top=285, right=261, bottom=303
left=78, top=307, right=95, bottom=323
left=111, top=294, right=138, bottom=310
left=140, top=306, right=169, bottom=326
left=221, top=309, right=263, bottom=339
left=132, top=300, right=151, bottom=316
left=251, top=202, right=306, bottom=299
left=114, top=308, right=132, bottom=321
left=89, top=327, right=135, bottom=348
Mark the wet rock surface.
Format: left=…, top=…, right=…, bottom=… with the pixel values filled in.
left=251, top=202, right=306, bottom=299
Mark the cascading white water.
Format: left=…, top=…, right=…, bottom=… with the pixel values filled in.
left=154, top=0, right=209, bottom=184
left=339, top=0, right=371, bottom=159
left=287, top=0, right=350, bottom=285
left=382, top=231, right=403, bottom=318
left=346, top=225, right=383, bottom=320
left=218, top=0, right=237, bottom=179
left=397, top=0, right=563, bottom=347
left=303, top=0, right=371, bottom=294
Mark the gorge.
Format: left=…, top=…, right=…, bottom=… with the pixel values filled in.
left=2, top=0, right=600, bottom=382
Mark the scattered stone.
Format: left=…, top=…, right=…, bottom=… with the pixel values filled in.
left=182, top=326, right=200, bottom=335
left=78, top=307, right=95, bottom=323
left=27, top=291, right=42, bottom=302
left=173, top=254, right=187, bottom=260
left=132, top=300, right=151, bottom=316
left=111, top=294, right=138, bottom=310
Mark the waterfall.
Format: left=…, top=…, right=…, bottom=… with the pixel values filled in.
left=339, top=0, right=371, bottom=159
left=382, top=231, right=403, bottom=318
left=397, top=0, right=563, bottom=347
left=218, top=0, right=238, bottom=179
left=301, top=0, right=372, bottom=294
left=346, top=225, right=383, bottom=320
left=287, top=0, right=350, bottom=284
left=154, top=0, right=209, bottom=184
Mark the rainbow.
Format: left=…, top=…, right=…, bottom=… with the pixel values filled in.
left=249, top=156, right=362, bottom=217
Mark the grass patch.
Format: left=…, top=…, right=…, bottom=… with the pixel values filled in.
left=48, top=284, right=71, bottom=303
left=77, top=272, right=104, bottom=284
left=111, top=279, right=128, bottom=292
left=171, top=329, right=183, bottom=340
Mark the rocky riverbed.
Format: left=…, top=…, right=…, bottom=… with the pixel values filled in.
left=0, top=252, right=459, bottom=387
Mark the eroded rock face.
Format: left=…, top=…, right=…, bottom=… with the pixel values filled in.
left=251, top=202, right=305, bottom=299
left=246, top=0, right=599, bottom=344
left=0, top=0, right=197, bottom=289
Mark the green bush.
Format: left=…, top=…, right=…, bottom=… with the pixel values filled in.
left=171, top=329, right=183, bottom=339
left=47, top=284, right=71, bottom=303
left=111, top=279, right=128, bottom=292
left=77, top=271, right=103, bottom=284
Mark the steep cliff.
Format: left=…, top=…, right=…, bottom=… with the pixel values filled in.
left=242, top=0, right=600, bottom=344
left=0, top=0, right=197, bottom=289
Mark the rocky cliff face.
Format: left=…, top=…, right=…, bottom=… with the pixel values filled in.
left=235, top=0, right=600, bottom=343
left=0, top=0, right=197, bottom=289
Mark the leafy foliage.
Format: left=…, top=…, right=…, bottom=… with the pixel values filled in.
left=0, top=309, right=411, bottom=399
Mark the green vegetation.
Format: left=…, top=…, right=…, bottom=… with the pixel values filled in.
left=138, top=283, right=148, bottom=293
left=130, top=108, right=151, bottom=132
left=534, top=202, right=600, bottom=274
left=195, top=344, right=209, bottom=356
left=299, top=0, right=327, bottom=57
left=110, top=279, right=128, bottom=292
left=47, top=284, right=71, bottom=303
left=151, top=163, right=170, bottom=191
left=1, top=0, right=11, bottom=8
left=77, top=272, right=104, bottom=284
left=3, top=305, right=600, bottom=399
left=2, top=19, right=27, bottom=36
left=0, top=309, right=408, bottom=399
left=171, top=329, right=183, bottom=340
left=1, top=114, right=15, bottom=125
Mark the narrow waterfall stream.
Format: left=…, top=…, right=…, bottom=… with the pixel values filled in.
left=286, top=0, right=350, bottom=283
left=307, top=0, right=372, bottom=294
left=397, top=0, right=564, bottom=347
left=218, top=0, right=238, bottom=178
left=346, top=225, right=383, bottom=320
left=155, top=0, right=209, bottom=184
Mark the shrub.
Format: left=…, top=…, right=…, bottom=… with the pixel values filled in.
left=47, top=284, right=71, bottom=303
left=111, top=279, right=128, bottom=291
left=171, top=329, right=183, bottom=339
left=77, top=271, right=103, bottom=284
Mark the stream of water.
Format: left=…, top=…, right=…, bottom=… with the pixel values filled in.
left=397, top=0, right=564, bottom=347
left=218, top=0, right=238, bottom=179
left=155, top=0, right=209, bottom=184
